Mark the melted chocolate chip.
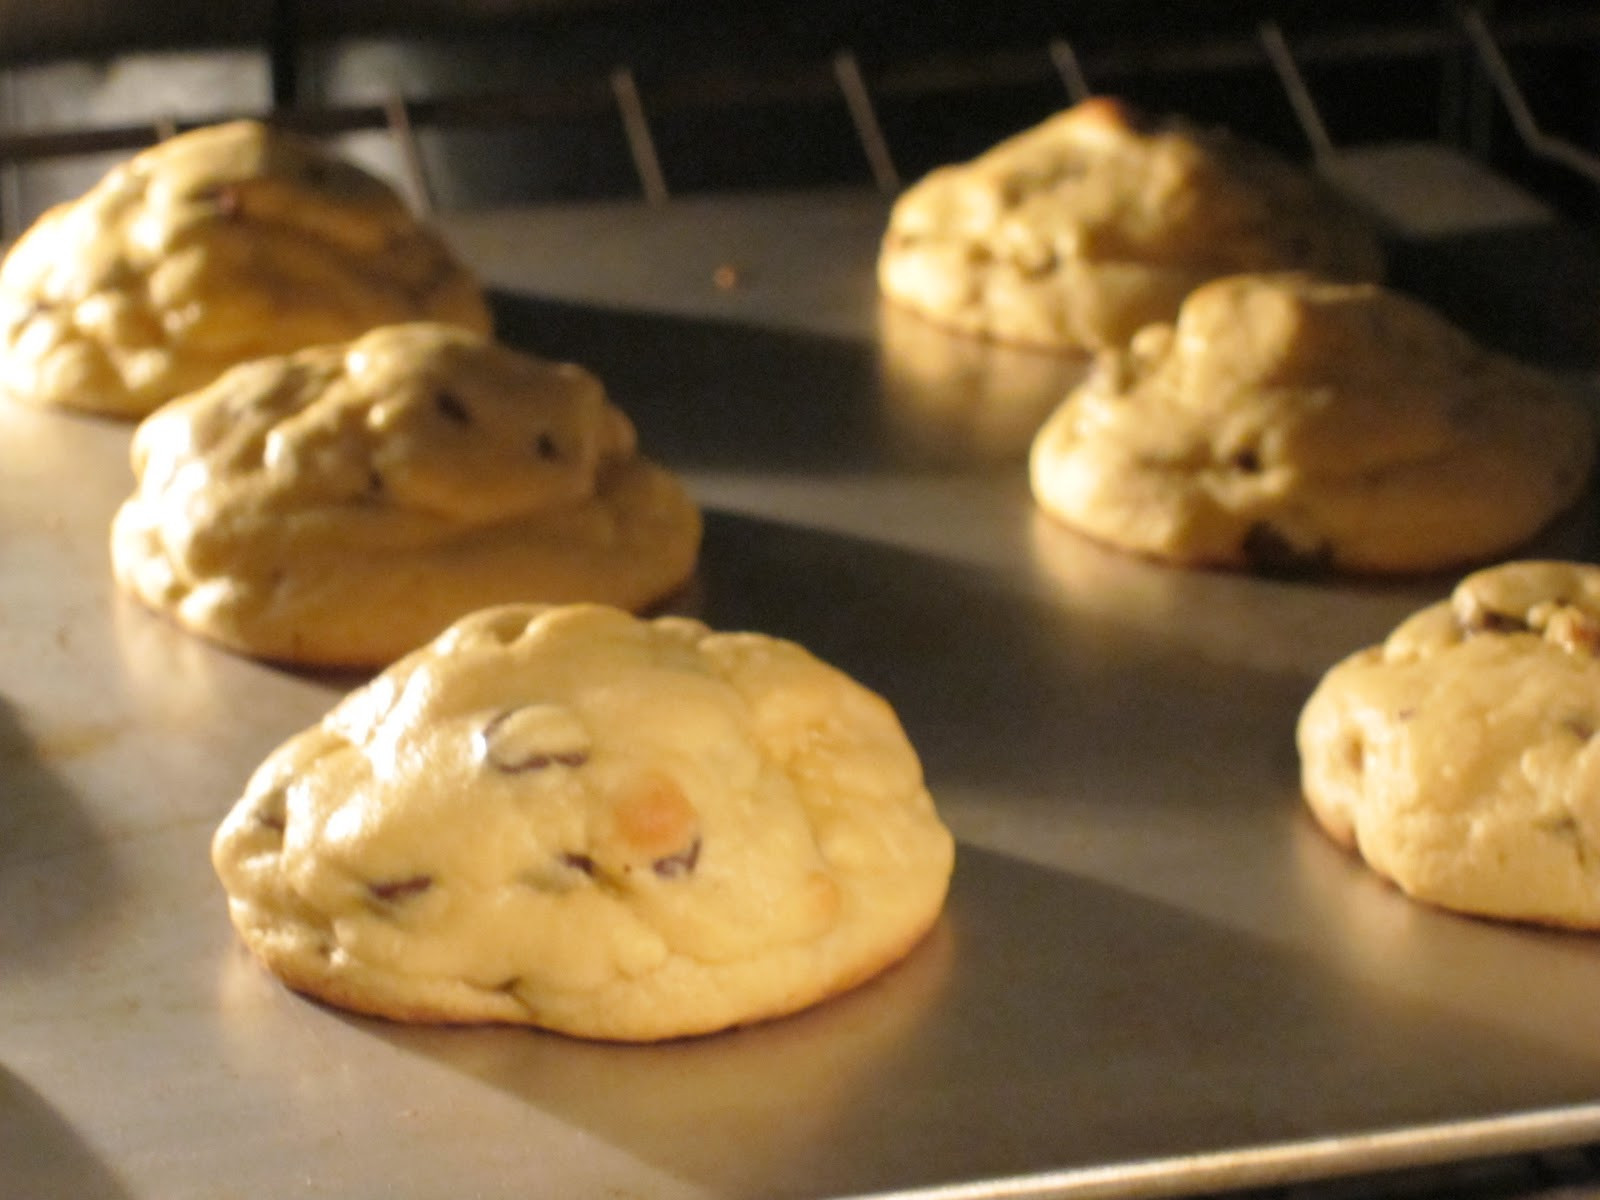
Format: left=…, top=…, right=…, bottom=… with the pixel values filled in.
left=652, top=836, right=702, bottom=879
left=1464, top=610, right=1528, bottom=636
left=206, top=184, right=243, bottom=218
left=256, top=812, right=287, bottom=833
left=435, top=391, right=472, bottom=426
left=1241, top=523, right=1331, bottom=577
left=368, top=874, right=433, bottom=902
left=559, top=851, right=598, bottom=876
left=478, top=708, right=590, bottom=773
left=1563, top=716, right=1596, bottom=740
left=1229, top=448, right=1262, bottom=473
left=534, top=432, right=560, bottom=461
left=493, top=749, right=589, bottom=773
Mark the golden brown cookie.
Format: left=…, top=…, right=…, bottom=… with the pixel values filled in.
left=0, top=120, right=490, bottom=417
left=212, top=602, right=956, bottom=1040
left=1029, top=272, right=1595, bottom=573
left=1299, top=561, right=1600, bottom=928
left=878, top=96, right=1383, bottom=354
left=111, top=323, right=701, bottom=666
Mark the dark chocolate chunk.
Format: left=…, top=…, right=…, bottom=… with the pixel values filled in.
left=208, top=184, right=243, bottom=218
left=558, top=851, right=598, bottom=877
left=479, top=708, right=589, bottom=772
left=534, top=432, right=560, bottom=461
left=434, top=390, right=472, bottom=426
left=368, top=874, right=433, bottom=902
left=1229, top=448, right=1262, bottom=473
left=1463, top=609, right=1528, bottom=636
left=652, top=836, right=702, bottom=879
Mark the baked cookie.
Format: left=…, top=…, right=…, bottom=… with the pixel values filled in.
left=212, top=602, right=956, bottom=1040
left=1299, top=560, right=1600, bottom=928
left=1029, top=272, right=1596, bottom=573
left=878, top=96, right=1382, bottom=354
left=0, top=120, right=490, bottom=418
left=111, top=323, right=701, bottom=666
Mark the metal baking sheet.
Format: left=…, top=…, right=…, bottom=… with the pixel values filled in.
left=6, top=188, right=1600, bottom=1200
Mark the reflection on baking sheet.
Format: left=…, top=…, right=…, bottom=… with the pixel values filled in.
left=1025, top=508, right=1437, bottom=676
left=215, top=901, right=954, bottom=1195
left=1025, top=481, right=1600, bottom=678
left=875, top=300, right=1086, bottom=466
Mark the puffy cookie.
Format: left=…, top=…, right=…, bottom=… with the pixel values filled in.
left=0, top=120, right=490, bottom=417
left=111, top=323, right=701, bottom=666
left=212, top=602, right=956, bottom=1040
left=1029, top=272, right=1595, bottom=573
left=878, top=96, right=1382, bottom=354
left=1299, top=561, right=1600, bottom=928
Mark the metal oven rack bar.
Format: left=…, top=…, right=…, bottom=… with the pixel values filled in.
left=1, top=5, right=1599, bottom=226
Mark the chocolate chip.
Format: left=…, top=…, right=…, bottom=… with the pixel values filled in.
left=490, top=748, right=588, bottom=773
left=652, top=836, right=702, bottom=879
left=1241, top=522, right=1331, bottom=576
left=1229, top=448, right=1262, bottom=473
left=256, top=812, right=286, bottom=833
left=1464, top=610, right=1528, bottom=636
left=1562, top=716, right=1596, bottom=740
left=478, top=707, right=590, bottom=773
left=534, top=432, right=560, bottom=461
left=206, top=184, right=242, bottom=218
left=435, top=391, right=472, bottom=425
left=368, top=874, right=433, bottom=902
left=558, top=852, right=596, bottom=876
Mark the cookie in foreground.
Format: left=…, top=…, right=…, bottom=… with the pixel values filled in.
left=212, top=603, right=956, bottom=1041
left=1029, top=272, right=1595, bottom=574
left=1298, top=561, right=1600, bottom=927
left=877, top=96, right=1382, bottom=355
left=0, top=120, right=490, bottom=417
left=111, top=322, right=701, bottom=667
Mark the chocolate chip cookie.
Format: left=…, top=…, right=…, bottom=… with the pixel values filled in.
left=212, top=603, right=956, bottom=1040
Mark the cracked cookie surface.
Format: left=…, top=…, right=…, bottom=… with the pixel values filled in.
left=877, top=96, right=1382, bottom=354
left=1298, top=561, right=1600, bottom=927
left=212, top=603, right=955, bottom=1040
left=1029, top=272, right=1595, bottom=573
left=111, top=322, right=701, bottom=666
left=0, top=120, right=489, bottom=417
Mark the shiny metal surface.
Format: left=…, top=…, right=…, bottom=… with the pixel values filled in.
left=4, top=190, right=1600, bottom=1200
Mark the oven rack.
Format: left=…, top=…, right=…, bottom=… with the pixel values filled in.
left=0, top=3, right=1598, bottom=230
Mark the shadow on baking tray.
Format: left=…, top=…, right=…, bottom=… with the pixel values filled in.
left=489, top=289, right=1083, bottom=471
left=0, top=1064, right=133, bottom=1200
left=0, top=693, right=124, bottom=967
left=353, top=847, right=1600, bottom=1199
left=684, top=508, right=1320, bottom=797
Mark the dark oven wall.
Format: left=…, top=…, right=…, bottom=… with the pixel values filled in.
left=0, top=0, right=1598, bottom=229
